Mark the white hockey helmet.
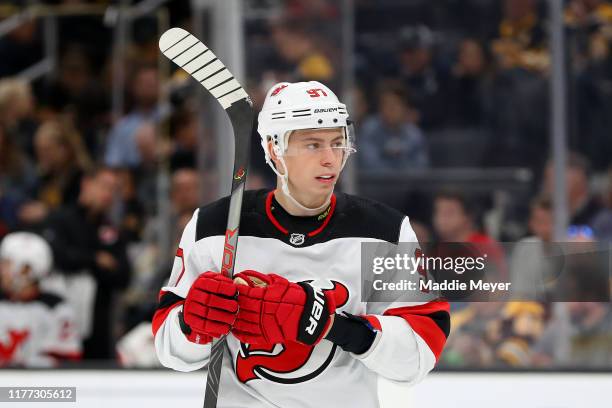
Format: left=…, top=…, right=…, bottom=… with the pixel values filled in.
left=257, top=81, right=355, bottom=210
left=0, top=232, right=53, bottom=286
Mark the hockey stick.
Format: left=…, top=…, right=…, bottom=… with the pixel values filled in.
left=159, top=27, right=254, bottom=408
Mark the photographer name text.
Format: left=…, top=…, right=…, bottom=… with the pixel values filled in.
left=372, top=279, right=511, bottom=293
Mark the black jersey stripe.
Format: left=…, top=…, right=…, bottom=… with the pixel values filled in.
left=194, top=189, right=405, bottom=247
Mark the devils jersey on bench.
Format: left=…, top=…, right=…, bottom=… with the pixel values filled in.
left=153, top=189, right=450, bottom=408
left=0, top=292, right=81, bottom=367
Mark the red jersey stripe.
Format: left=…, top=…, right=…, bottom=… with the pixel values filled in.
left=152, top=300, right=184, bottom=336
left=383, top=301, right=450, bottom=361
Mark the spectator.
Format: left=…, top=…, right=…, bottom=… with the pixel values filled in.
left=37, top=45, right=110, bottom=156
left=37, top=45, right=95, bottom=115
left=105, top=65, right=161, bottom=168
left=132, top=167, right=201, bottom=291
left=0, top=19, right=42, bottom=77
left=120, top=168, right=201, bottom=342
left=533, top=302, right=612, bottom=367
left=443, top=38, right=491, bottom=128
left=113, top=168, right=145, bottom=243
left=18, top=119, right=91, bottom=228
left=168, top=107, right=198, bottom=171
left=0, top=78, right=34, bottom=130
left=566, top=0, right=612, bottom=28
left=442, top=301, right=547, bottom=368
left=568, top=0, right=612, bottom=170
left=484, top=0, right=549, bottom=173
left=0, top=124, right=36, bottom=236
left=358, top=82, right=429, bottom=170
left=491, top=0, right=548, bottom=73
left=141, top=168, right=201, bottom=268
left=0, top=232, right=81, bottom=367
left=116, top=169, right=202, bottom=367
left=351, top=86, right=370, bottom=128
left=270, top=20, right=335, bottom=83
left=591, top=166, right=612, bottom=240
left=494, top=302, right=547, bottom=367
left=134, top=122, right=159, bottom=166
left=434, top=191, right=492, bottom=243
left=169, top=168, right=200, bottom=219
left=509, top=196, right=558, bottom=299
left=573, top=57, right=612, bottom=171
left=432, top=191, right=506, bottom=278
left=440, top=302, right=501, bottom=367
left=527, top=195, right=553, bottom=242
left=0, top=78, right=37, bottom=157
left=130, top=121, right=162, bottom=215
left=541, top=152, right=605, bottom=227
left=397, top=25, right=442, bottom=129
left=44, top=167, right=131, bottom=360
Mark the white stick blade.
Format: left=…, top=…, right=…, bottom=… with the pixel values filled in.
left=159, top=27, right=190, bottom=52
left=159, top=27, right=249, bottom=110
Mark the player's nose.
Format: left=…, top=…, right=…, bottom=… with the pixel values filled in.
left=319, top=146, right=337, bottom=166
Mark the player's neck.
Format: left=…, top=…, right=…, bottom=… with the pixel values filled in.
left=274, top=188, right=330, bottom=217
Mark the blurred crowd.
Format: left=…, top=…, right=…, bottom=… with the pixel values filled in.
left=0, top=0, right=611, bottom=369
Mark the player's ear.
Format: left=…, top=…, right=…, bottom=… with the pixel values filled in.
left=268, top=140, right=278, bottom=161
left=268, top=140, right=286, bottom=175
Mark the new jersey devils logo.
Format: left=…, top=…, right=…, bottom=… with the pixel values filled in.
left=0, top=330, right=29, bottom=364
left=235, top=280, right=349, bottom=384
left=271, top=84, right=288, bottom=96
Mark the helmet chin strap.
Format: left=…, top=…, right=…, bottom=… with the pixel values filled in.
left=266, top=152, right=332, bottom=213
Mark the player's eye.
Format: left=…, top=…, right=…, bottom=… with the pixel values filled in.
left=306, top=143, right=319, bottom=150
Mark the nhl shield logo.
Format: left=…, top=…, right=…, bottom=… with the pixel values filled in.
left=289, top=233, right=305, bottom=246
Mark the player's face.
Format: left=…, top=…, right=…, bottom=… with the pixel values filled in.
left=0, top=260, right=32, bottom=299
left=281, top=127, right=346, bottom=204
left=0, top=259, right=10, bottom=293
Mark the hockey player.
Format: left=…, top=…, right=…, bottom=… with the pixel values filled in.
left=0, top=232, right=81, bottom=367
left=153, top=81, right=450, bottom=407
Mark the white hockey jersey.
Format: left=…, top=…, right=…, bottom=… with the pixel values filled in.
left=0, top=292, right=81, bottom=367
left=153, top=189, right=450, bottom=408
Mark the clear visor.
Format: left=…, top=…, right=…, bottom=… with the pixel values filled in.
left=282, top=125, right=357, bottom=157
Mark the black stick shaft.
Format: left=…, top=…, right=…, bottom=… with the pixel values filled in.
left=158, top=28, right=254, bottom=408
left=203, top=101, right=253, bottom=408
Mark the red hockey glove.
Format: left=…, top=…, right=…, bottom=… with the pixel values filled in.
left=232, top=270, right=336, bottom=346
left=179, top=272, right=239, bottom=344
